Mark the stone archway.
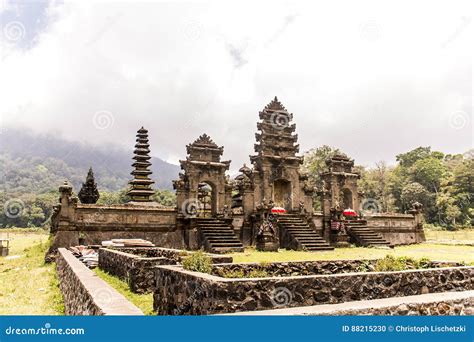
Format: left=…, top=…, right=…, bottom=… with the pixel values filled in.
left=342, top=188, right=353, bottom=209
left=197, top=181, right=216, bottom=217
left=273, top=179, right=292, bottom=210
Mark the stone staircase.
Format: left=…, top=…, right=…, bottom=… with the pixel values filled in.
left=345, top=220, right=391, bottom=247
left=277, top=215, right=334, bottom=251
left=196, top=218, right=244, bottom=254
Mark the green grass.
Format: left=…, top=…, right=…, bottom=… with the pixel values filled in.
left=231, top=243, right=474, bottom=264
left=424, top=229, right=474, bottom=245
left=0, top=231, right=64, bottom=315
left=93, top=268, right=154, bottom=315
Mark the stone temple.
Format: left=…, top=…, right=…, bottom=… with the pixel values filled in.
left=49, top=97, right=425, bottom=254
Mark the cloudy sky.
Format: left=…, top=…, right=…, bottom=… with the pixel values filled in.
left=0, top=0, right=472, bottom=172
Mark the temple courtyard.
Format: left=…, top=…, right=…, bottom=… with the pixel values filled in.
left=0, top=228, right=472, bottom=315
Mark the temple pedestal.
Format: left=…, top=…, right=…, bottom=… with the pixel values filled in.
left=330, top=232, right=351, bottom=247
left=256, top=233, right=279, bottom=252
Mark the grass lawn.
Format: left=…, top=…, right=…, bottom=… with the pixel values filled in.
left=0, top=231, right=64, bottom=315
left=230, top=243, right=474, bottom=264
left=230, top=229, right=474, bottom=264
left=424, top=229, right=474, bottom=245
left=93, top=268, right=154, bottom=315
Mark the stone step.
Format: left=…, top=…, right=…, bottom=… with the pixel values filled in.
left=295, top=237, right=327, bottom=241
left=206, top=236, right=240, bottom=241
left=347, top=225, right=391, bottom=247
left=201, top=232, right=236, bottom=236
left=303, top=243, right=332, bottom=248
left=211, top=243, right=243, bottom=249
left=277, top=216, right=334, bottom=251
left=197, top=224, right=228, bottom=228
left=197, top=218, right=244, bottom=253
left=303, top=246, right=334, bottom=251
left=211, top=247, right=245, bottom=254
left=206, top=238, right=242, bottom=245
left=199, top=226, right=234, bottom=230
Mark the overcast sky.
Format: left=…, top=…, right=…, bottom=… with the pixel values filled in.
left=0, top=0, right=472, bottom=172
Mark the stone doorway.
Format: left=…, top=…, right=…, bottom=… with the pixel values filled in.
left=273, top=179, right=292, bottom=211
left=197, top=182, right=215, bottom=217
left=342, top=188, right=353, bottom=209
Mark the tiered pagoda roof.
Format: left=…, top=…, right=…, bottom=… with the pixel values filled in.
left=251, top=96, right=301, bottom=163
left=127, top=127, right=155, bottom=202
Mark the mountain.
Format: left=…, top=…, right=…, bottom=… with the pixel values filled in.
left=0, top=128, right=180, bottom=194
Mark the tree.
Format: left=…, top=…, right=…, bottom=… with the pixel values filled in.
left=396, top=147, right=432, bottom=167
left=411, top=157, right=446, bottom=193
left=359, top=161, right=396, bottom=212
left=400, top=182, right=432, bottom=211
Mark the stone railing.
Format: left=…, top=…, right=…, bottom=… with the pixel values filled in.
left=365, top=213, right=425, bottom=245
left=56, top=248, right=143, bottom=315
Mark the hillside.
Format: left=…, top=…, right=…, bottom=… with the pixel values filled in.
left=0, top=128, right=180, bottom=193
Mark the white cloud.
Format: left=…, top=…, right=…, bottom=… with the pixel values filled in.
left=0, top=0, right=472, bottom=172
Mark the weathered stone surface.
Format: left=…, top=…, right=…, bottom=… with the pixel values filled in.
left=211, top=259, right=461, bottom=278
left=231, top=290, right=474, bottom=316
left=153, top=262, right=474, bottom=315
left=99, top=247, right=232, bottom=293
left=56, top=248, right=143, bottom=316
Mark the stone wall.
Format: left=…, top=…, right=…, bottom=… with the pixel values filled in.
left=49, top=202, right=187, bottom=254
left=213, top=260, right=373, bottom=277
left=230, top=290, right=474, bottom=316
left=366, top=213, right=425, bottom=245
left=153, top=263, right=474, bottom=315
left=56, top=248, right=143, bottom=315
left=211, top=260, right=461, bottom=278
left=99, top=247, right=232, bottom=293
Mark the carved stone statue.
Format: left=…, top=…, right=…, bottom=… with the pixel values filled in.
left=222, top=205, right=232, bottom=219
left=298, top=200, right=306, bottom=216
left=255, top=200, right=279, bottom=251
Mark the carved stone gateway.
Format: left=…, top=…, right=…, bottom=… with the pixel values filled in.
left=320, top=154, right=361, bottom=217
left=173, top=134, right=232, bottom=218
left=243, top=97, right=314, bottom=215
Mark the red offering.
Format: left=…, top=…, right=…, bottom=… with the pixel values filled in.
left=343, top=209, right=357, bottom=217
left=271, top=207, right=286, bottom=214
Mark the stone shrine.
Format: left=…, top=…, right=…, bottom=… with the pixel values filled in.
left=49, top=97, right=425, bottom=255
